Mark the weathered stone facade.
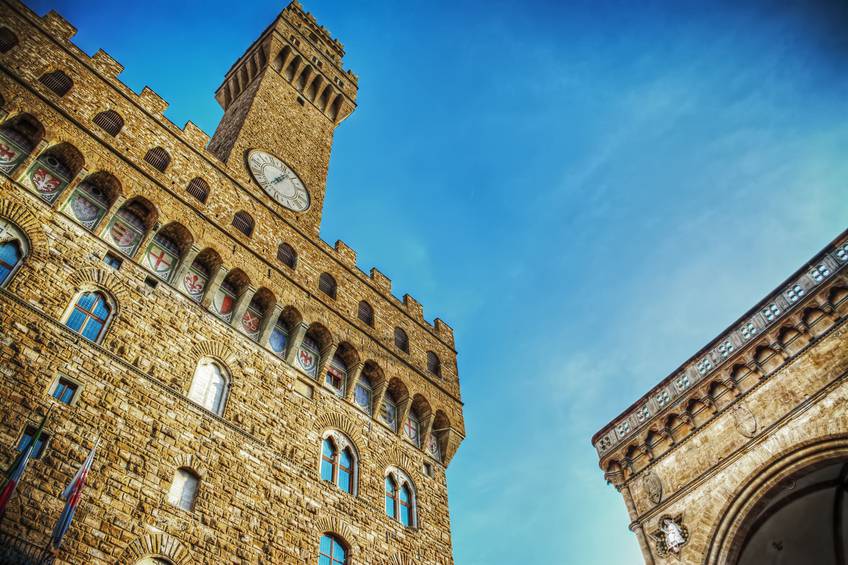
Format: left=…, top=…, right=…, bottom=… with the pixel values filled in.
left=0, top=1, right=465, bottom=563
left=592, top=230, right=848, bottom=564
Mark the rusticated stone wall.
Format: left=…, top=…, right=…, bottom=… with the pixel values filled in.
left=0, top=0, right=465, bottom=563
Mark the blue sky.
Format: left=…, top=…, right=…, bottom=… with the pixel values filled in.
left=28, top=0, right=848, bottom=562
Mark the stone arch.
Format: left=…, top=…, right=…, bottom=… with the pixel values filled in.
left=117, top=532, right=191, bottom=565
left=0, top=199, right=48, bottom=260
left=188, top=340, right=238, bottom=368
left=171, top=453, right=208, bottom=479
left=316, top=412, right=363, bottom=448
left=704, top=434, right=848, bottom=565
left=388, top=552, right=412, bottom=565
left=376, top=444, right=417, bottom=475
left=67, top=267, right=131, bottom=306
left=314, top=516, right=358, bottom=554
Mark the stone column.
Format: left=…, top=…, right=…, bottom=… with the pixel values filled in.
left=419, top=412, right=435, bottom=453
left=258, top=304, right=283, bottom=347
left=171, top=245, right=200, bottom=293
left=622, top=485, right=655, bottom=565
left=201, top=266, right=228, bottom=310
left=97, top=194, right=126, bottom=240
left=284, top=322, right=309, bottom=366
left=343, top=362, right=364, bottom=403
left=230, top=285, right=257, bottom=332
left=52, top=167, right=87, bottom=211
left=396, top=395, right=412, bottom=438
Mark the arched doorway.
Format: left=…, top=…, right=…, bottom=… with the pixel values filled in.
left=736, top=461, right=848, bottom=565
left=705, top=436, right=848, bottom=565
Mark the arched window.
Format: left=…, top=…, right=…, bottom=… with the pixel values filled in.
left=187, top=359, right=228, bottom=415
left=394, top=327, right=409, bottom=353
left=320, top=435, right=356, bottom=494
left=144, top=146, right=170, bottom=172
left=186, top=177, right=209, bottom=203
left=39, top=70, right=72, bottom=97
left=62, top=172, right=119, bottom=230
left=0, top=27, right=18, bottom=53
left=353, top=374, right=372, bottom=415
left=0, top=220, right=28, bottom=287
left=25, top=143, right=82, bottom=204
left=92, top=110, right=123, bottom=136
left=0, top=113, right=44, bottom=175
left=357, top=301, right=373, bottom=326
left=381, top=391, right=399, bottom=432
left=277, top=242, right=297, bottom=268
left=318, top=272, right=336, bottom=299
left=106, top=199, right=153, bottom=257
left=167, top=468, right=199, bottom=511
left=231, top=211, right=254, bottom=237
left=318, top=534, right=347, bottom=565
left=65, top=291, right=112, bottom=343
left=325, top=354, right=347, bottom=397
left=384, top=469, right=416, bottom=528
left=427, top=351, right=441, bottom=377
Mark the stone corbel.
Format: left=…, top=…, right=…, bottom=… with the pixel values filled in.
left=315, top=342, right=339, bottom=386
left=258, top=304, right=284, bottom=347
left=284, top=322, right=309, bottom=367
left=230, top=285, right=257, bottom=332
left=343, top=362, right=364, bottom=403
left=53, top=167, right=87, bottom=210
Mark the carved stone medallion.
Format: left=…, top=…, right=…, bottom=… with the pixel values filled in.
left=732, top=402, right=758, bottom=438
left=642, top=471, right=663, bottom=506
left=650, top=514, right=689, bottom=560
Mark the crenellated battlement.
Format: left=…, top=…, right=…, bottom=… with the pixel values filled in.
left=0, top=0, right=457, bottom=376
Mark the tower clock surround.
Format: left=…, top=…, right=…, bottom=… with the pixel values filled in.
left=246, top=149, right=311, bottom=213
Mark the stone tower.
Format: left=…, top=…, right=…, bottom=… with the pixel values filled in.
left=0, top=0, right=466, bottom=563
left=208, top=1, right=358, bottom=235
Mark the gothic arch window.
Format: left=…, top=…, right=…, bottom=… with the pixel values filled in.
left=93, top=110, right=123, bottom=137
left=385, top=468, right=417, bottom=528
left=0, top=113, right=44, bottom=175
left=231, top=211, right=254, bottom=237
left=186, top=177, right=209, bottom=203
left=318, top=272, right=336, bottom=299
left=25, top=142, right=84, bottom=205
left=320, top=432, right=357, bottom=495
left=62, top=171, right=120, bottom=231
left=394, top=327, right=409, bottom=353
left=39, top=70, right=73, bottom=97
left=187, top=358, right=228, bottom=415
left=427, top=351, right=442, bottom=377
left=64, top=290, right=114, bottom=343
left=0, top=27, right=18, bottom=53
left=105, top=198, right=155, bottom=257
left=277, top=242, right=297, bottom=269
left=0, top=219, right=29, bottom=287
left=144, top=146, right=170, bottom=172
left=318, top=534, right=348, bottom=565
left=166, top=467, right=199, bottom=511
left=357, top=300, right=373, bottom=326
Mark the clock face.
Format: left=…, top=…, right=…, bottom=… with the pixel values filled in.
left=247, top=150, right=310, bottom=212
